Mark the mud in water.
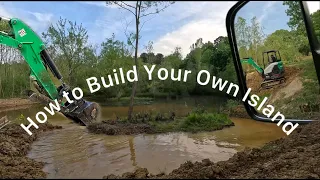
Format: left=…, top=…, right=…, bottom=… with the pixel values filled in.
left=0, top=123, right=62, bottom=179
left=87, top=121, right=156, bottom=135
left=104, top=120, right=320, bottom=179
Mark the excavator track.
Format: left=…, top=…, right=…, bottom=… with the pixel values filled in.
left=260, top=77, right=286, bottom=89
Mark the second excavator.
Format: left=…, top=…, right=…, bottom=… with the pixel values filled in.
left=241, top=50, right=286, bottom=89
left=0, top=16, right=100, bottom=126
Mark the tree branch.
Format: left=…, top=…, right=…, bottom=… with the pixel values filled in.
left=138, top=16, right=155, bottom=34
left=121, top=2, right=136, bottom=9
left=140, top=4, right=171, bottom=18
left=113, top=1, right=136, bottom=16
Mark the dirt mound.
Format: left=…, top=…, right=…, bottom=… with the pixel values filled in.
left=104, top=120, right=320, bottom=179
left=0, top=123, right=62, bottom=178
left=87, top=120, right=156, bottom=135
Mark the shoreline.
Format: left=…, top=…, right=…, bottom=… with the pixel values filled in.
left=0, top=98, right=39, bottom=113
left=0, top=122, right=62, bottom=178
left=103, top=120, right=320, bottom=179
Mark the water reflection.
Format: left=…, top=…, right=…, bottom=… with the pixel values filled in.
left=27, top=117, right=285, bottom=178
left=0, top=97, right=286, bottom=178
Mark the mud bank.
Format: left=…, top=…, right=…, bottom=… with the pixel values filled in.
left=104, top=120, right=320, bottom=179
left=0, top=123, right=62, bottom=178
left=87, top=111, right=234, bottom=135
left=0, top=98, right=38, bottom=113
left=87, top=120, right=156, bottom=135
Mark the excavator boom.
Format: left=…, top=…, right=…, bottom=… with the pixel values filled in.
left=0, top=16, right=100, bottom=125
left=240, top=57, right=264, bottom=77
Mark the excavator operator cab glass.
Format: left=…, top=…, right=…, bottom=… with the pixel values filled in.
left=227, top=1, right=320, bottom=123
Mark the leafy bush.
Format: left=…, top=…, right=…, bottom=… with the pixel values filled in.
left=180, top=112, right=233, bottom=133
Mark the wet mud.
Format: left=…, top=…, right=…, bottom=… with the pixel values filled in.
left=0, top=98, right=38, bottom=113
left=104, top=120, right=320, bottom=179
left=0, top=123, right=62, bottom=179
left=87, top=121, right=156, bottom=135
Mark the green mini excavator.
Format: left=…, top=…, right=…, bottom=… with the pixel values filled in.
left=0, top=16, right=100, bottom=125
left=240, top=50, right=286, bottom=89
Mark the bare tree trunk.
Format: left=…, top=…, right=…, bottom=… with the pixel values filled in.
left=128, top=2, right=140, bottom=121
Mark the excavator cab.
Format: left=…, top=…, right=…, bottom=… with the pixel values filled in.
left=262, top=50, right=282, bottom=68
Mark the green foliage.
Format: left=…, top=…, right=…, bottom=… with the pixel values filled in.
left=283, top=1, right=304, bottom=32
left=12, top=114, right=27, bottom=124
left=311, top=10, right=320, bottom=41
left=180, top=112, right=233, bottom=133
left=226, top=99, right=240, bottom=109
left=42, top=17, right=90, bottom=86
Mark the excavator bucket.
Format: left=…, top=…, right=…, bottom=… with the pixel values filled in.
left=26, top=90, right=101, bottom=125
left=61, top=99, right=101, bottom=126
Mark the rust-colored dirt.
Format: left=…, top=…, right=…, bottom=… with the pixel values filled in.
left=104, top=120, right=320, bottom=179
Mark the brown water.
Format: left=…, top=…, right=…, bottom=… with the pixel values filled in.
left=1, top=97, right=286, bottom=178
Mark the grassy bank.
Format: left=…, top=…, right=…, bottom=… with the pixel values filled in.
left=87, top=108, right=234, bottom=135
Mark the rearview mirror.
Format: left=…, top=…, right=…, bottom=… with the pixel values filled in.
left=226, top=1, right=320, bottom=124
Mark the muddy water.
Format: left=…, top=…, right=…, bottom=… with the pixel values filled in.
left=1, top=97, right=286, bottom=178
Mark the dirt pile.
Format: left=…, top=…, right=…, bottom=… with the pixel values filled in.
left=104, top=120, right=320, bottom=179
left=0, top=123, right=62, bottom=178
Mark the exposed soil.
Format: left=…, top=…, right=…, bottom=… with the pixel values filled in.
left=269, top=76, right=303, bottom=104
left=0, top=98, right=38, bottom=113
left=0, top=123, right=62, bottom=179
left=104, top=120, right=320, bottom=179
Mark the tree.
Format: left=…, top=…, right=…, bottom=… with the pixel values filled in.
left=311, top=10, right=320, bottom=40
left=283, top=1, right=305, bottom=33
left=42, top=17, right=89, bottom=85
left=154, top=53, right=164, bottom=64
left=140, top=52, right=148, bottom=62
left=106, top=1, right=175, bottom=121
left=234, top=17, right=250, bottom=52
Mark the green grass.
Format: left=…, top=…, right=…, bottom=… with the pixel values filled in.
left=147, top=108, right=234, bottom=133
left=179, top=112, right=233, bottom=133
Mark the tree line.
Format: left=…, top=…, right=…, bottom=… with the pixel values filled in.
left=0, top=19, right=237, bottom=99
left=1, top=1, right=319, bottom=103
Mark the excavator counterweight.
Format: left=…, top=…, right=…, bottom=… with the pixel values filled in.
left=0, top=16, right=100, bottom=125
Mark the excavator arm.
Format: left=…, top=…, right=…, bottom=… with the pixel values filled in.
left=0, top=16, right=100, bottom=125
left=240, top=57, right=264, bottom=77
left=0, top=17, right=60, bottom=100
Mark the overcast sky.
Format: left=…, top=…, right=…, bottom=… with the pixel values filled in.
left=0, top=1, right=319, bottom=57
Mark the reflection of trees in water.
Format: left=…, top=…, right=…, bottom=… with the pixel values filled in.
left=128, top=136, right=137, bottom=166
